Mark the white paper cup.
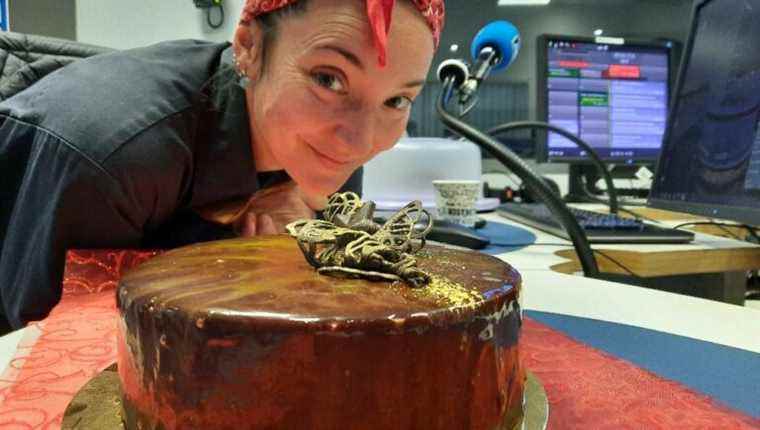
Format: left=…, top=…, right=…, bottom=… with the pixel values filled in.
left=432, top=180, right=481, bottom=227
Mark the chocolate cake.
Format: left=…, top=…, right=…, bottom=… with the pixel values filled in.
left=116, top=235, right=524, bottom=429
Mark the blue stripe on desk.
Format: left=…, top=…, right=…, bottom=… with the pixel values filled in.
left=526, top=310, right=760, bottom=418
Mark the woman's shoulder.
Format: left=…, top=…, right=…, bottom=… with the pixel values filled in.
left=71, top=39, right=233, bottom=111
left=116, top=39, right=231, bottom=81
left=0, top=40, right=231, bottom=163
left=14, top=39, right=230, bottom=111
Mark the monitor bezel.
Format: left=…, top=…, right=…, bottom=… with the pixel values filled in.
left=648, top=0, right=760, bottom=226
left=535, top=33, right=674, bottom=164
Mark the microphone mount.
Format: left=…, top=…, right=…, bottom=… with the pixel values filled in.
left=441, top=46, right=502, bottom=116
left=459, top=46, right=501, bottom=105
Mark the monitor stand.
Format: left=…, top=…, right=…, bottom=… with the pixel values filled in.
left=565, top=164, right=599, bottom=203
left=565, top=164, right=652, bottom=203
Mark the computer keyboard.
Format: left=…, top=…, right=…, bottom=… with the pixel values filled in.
left=497, top=203, right=694, bottom=244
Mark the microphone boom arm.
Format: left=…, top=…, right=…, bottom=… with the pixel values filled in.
left=437, top=76, right=601, bottom=278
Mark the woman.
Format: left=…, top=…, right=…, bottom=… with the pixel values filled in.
left=0, top=0, right=444, bottom=329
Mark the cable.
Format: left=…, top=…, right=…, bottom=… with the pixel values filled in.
left=743, top=225, right=760, bottom=243
left=615, top=207, right=662, bottom=224
left=672, top=221, right=751, bottom=241
left=206, top=3, right=224, bottom=29
left=714, top=224, right=743, bottom=241
left=675, top=222, right=741, bottom=240
left=487, top=121, right=620, bottom=215
left=672, top=221, right=739, bottom=230
left=437, top=77, right=600, bottom=278
left=593, top=249, right=638, bottom=277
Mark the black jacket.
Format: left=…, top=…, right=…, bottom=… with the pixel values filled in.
left=0, top=39, right=361, bottom=329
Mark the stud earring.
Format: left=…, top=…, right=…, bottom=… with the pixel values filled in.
left=234, top=59, right=245, bottom=77
left=233, top=55, right=250, bottom=87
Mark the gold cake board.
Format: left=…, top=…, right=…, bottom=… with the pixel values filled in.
left=62, top=365, right=548, bottom=430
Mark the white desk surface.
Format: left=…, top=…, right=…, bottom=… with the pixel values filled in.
left=1, top=212, right=758, bottom=375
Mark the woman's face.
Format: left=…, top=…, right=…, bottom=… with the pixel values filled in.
left=237, top=0, right=435, bottom=196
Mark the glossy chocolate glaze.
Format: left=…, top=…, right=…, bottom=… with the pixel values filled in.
left=117, top=235, right=524, bottom=430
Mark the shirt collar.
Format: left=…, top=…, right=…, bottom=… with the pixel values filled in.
left=189, top=45, right=260, bottom=208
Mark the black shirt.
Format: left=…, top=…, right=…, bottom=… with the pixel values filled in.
left=0, top=40, right=361, bottom=328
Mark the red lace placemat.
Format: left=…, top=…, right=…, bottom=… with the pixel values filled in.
left=0, top=250, right=157, bottom=428
left=0, top=250, right=757, bottom=429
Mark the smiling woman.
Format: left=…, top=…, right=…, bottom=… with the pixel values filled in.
left=0, top=0, right=444, bottom=330
left=235, top=0, right=437, bottom=198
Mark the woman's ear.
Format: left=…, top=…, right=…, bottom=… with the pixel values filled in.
left=232, top=23, right=265, bottom=82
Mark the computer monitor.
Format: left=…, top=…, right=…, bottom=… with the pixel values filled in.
left=648, top=0, right=760, bottom=226
left=536, top=34, right=674, bottom=164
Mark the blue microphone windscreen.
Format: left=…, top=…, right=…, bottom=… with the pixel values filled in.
left=470, top=21, right=521, bottom=72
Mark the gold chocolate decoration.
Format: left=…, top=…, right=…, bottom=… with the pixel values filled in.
left=286, top=193, right=434, bottom=287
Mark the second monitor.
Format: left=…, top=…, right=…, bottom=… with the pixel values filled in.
left=536, top=34, right=674, bottom=164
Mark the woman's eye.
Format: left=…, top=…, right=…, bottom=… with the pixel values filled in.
left=312, top=72, right=345, bottom=93
left=386, top=96, right=413, bottom=111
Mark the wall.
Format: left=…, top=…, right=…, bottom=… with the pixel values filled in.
left=76, top=0, right=245, bottom=49
left=74, top=0, right=693, bottom=99
left=9, top=0, right=76, bottom=39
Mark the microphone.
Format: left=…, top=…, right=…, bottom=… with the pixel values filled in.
left=459, top=21, right=521, bottom=103
left=470, top=21, right=521, bottom=72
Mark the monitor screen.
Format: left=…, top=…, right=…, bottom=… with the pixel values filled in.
left=649, top=0, right=760, bottom=225
left=536, top=35, right=672, bottom=163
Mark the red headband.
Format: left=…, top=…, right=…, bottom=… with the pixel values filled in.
left=240, top=0, right=444, bottom=66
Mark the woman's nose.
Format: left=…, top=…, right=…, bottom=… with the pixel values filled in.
left=333, top=108, right=375, bottom=159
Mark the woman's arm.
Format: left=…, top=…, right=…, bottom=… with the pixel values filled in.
left=0, top=117, right=144, bottom=328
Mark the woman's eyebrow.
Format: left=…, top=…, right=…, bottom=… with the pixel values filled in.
left=313, top=45, right=425, bottom=90
left=403, top=79, right=426, bottom=89
left=315, top=45, right=364, bottom=70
